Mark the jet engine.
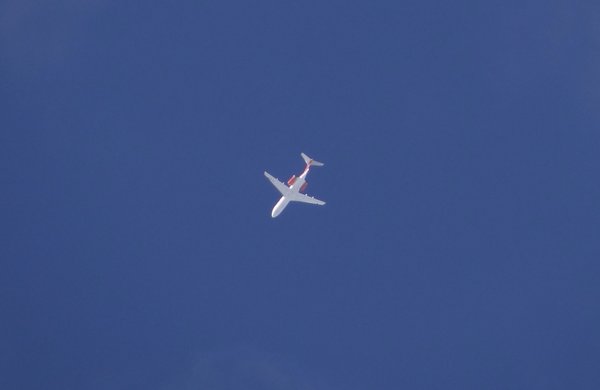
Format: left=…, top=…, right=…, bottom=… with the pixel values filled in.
left=287, top=175, right=296, bottom=185
left=300, top=182, right=308, bottom=192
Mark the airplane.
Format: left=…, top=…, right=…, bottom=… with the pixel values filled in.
left=264, top=152, right=326, bottom=218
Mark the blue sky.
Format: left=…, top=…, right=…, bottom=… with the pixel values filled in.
left=2, top=1, right=600, bottom=389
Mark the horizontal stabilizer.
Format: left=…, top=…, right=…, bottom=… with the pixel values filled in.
left=301, top=152, right=324, bottom=167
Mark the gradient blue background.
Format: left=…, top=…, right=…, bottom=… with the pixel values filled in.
left=2, top=1, right=599, bottom=389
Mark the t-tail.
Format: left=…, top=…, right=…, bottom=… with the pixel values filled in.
left=301, top=152, right=324, bottom=167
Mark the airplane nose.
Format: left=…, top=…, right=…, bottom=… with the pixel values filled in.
left=271, top=206, right=280, bottom=218
left=270, top=197, right=288, bottom=218
left=271, top=203, right=282, bottom=218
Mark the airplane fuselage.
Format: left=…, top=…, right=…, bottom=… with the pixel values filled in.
left=271, top=166, right=309, bottom=218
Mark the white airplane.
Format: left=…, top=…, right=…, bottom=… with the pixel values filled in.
left=264, top=153, right=326, bottom=218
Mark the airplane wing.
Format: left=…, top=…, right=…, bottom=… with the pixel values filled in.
left=264, top=171, right=325, bottom=205
left=290, top=192, right=326, bottom=205
left=264, top=171, right=292, bottom=196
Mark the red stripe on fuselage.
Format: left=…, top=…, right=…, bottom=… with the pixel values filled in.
left=301, top=164, right=310, bottom=175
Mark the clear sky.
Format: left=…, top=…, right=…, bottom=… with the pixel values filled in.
left=2, top=1, right=599, bottom=389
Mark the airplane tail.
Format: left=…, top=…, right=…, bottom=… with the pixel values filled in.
left=301, top=152, right=324, bottom=167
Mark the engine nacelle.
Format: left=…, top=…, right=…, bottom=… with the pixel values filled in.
left=300, top=182, right=308, bottom=192
left=287, top=175, right=296, bottom=185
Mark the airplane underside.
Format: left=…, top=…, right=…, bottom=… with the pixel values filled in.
left=264, top=153, right=325, bottom=218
